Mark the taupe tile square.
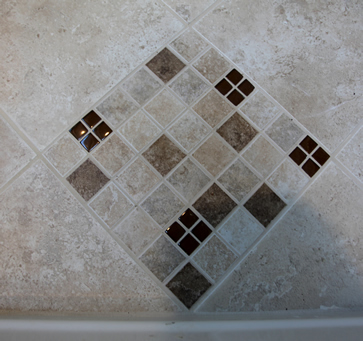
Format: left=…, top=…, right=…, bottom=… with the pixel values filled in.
left=192, top=134, right=236, bottom=177
left=141, top=184, right=184, bottom=226
left=93, top=135, right=135, bottom=176
left=217, top=112, right=258, bottom=152
left=140, top=236, right=185, bottom=282
left=170, top=68, right=210, bottom=105
left=116, top=158, right=160, bottom=202
left=90, top=183, right=134, bottom=228
left=244, top=183, right=286, bottom=227
left=193, top=183, right=237, bottom=228
left=193, top=90, right=233, bottom=128
left=122, top=68, right=162, bottom=105
left=66, top=159, right=110, bottom=201
left=143, top=135, right=186, bottom=177
left=168, top=110, right=210, bottom=151
left=146, top=48, right=186, bottom=83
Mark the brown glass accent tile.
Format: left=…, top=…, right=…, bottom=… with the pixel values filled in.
left=300, top=136, right=318, bottom=154
left=66, top=159, right=110, bottom=201
left=215, top=79, right=232, bottom=95
left=192, top=221, right=211, bottom=242
left=82, top=110, right=101, bottom=128
left=146, top=48, right=186, bottom=83
left=244, top=183, right=286, bottom=227
left=217, top=113, right=258, bottom=152
left=193, top=183, right=237, bottom=228
left=238, top=79, right=255, bottom=96
left=70, top=121, right=88, bottom=141
left=93, top=122, right=112, bottom=141
left=226, top=69, right=243, bottom=85
left=302, top=158, right=320, bottom=177
left=178, top=234, right=200, bottom=255
left=165, top=222, right=185, bottom=243
left=227, top=90, right=244, bottom=106
left=312, top=147, right=330, bottom=166
left=143, top=135, right=186, bottom=177
left=80, top=133, right=100, bottom=152
left=289, top=147, right=307, bottom=166
left=166, top=263, right=211, bottom=309
left=179, top=209, right=198, bottom=228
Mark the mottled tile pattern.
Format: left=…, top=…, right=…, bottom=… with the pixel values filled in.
left=171, top=29, right=208, bottom=61
left=163, top=0, right=217, bottom=22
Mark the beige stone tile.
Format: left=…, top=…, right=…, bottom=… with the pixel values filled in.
left=116, top=158, right=160, bottom=203
left=44, top=134, right=86, bottom=176
left=199, top=163, right=363, bottom=312
left=119, top=111, right=161, bottom=151
left=89, top=183, right=134, bottom=228
left=113, top=208, right=160, bottom=256
left=0, top=1, right=183, bottom=150
left=168, top=110, right=210, bottom=151
left=144, top=89, right=186, bottom=128
left=242, top=136, right=284, bottom=178
left=0, top=161, right=178, bottom=313
left=163, top=0, right=217, bottom=22
left=193, top=134, right=236, bottom=177
left=92, top=134, right=135, bottom=176
left=0, top=116, right=35, bottom=188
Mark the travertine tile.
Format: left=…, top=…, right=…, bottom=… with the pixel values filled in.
left=218, top=208, right=264, bottom=255
left=45, top=134, right=86, bottom=176
left=119, top=111, right=161, bottom=151
left=193, top=48, right=230, bottom=83
left=168, top=110, right=210, bottom=151
left=116, top=158, right=160, bottom=202
left=167, top=159, right=210, bottom=201
left=170, top=68, right=210, bottom=105
left=194, top=236, right=237, bottom=281
left=242, top=136, right=284, bottom=178
left=140, top=236, right=185, bottom=282
left=89, top=183, right=133, bottom=228
left=114, top=208, right=161, bottom=256
left=163, top=0, right=217, bottom=22
left=92, top=134, right=135, bottom=176
left=144, top=89, right=186, bottom=128
left=170, top=30, right=208, bottom=62
left=193, top=90, right=233, bottom=127
left=193, top=134, right=236, bottom=177
left=141, top=184, right=184, bottom=226
left=218, top=159, right=260, bottom=201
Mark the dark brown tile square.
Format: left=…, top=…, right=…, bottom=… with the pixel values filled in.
left=165, top=222, right=185, bottom=243
left=178, top=234, right=200, bottom=255
left=80, top=133, right=100, bottom=152
left=238, top=79, right=255, bottom=96
left=178, top=209, right=198, bottom=228
left=289, top=147, right=307, bottom=166
left=312, top=147, right=330, bottom=166
left=146, top=48, right=186, bottom=83
left=302, top=158, right=320, bottom=177
left=93, top=122, right=112, bottom=141
left=215, top=79, right=233, bottom=95
left=226, top=69, right=243, bottom=85
left=66, top=159, right=110, bottom=201
left=193, top=183, right=237, bottom=228
left=192, top=221, right=211, bottom=242
left=300, top=136, right=318, bottom=154
left=217, top=113, right=258, bottom=152
left=70, top=121, right=88, bottom=141
left=166, top=263, right=211, bottom=309
left=143, top=135, right=186, bottom=177
left=244, top=183, right=286, bottom=227
left=227, top=90, right=244, bottom=106
left=82, top=110, right=101, bottom=128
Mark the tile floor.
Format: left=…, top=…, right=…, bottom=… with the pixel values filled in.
left=0, top=0, right=362, bottom=315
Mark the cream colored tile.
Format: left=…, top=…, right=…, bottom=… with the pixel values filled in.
left=163, top=0, right=217, bottom=22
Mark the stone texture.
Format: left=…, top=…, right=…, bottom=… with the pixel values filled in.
left=0, top=161, right=178, bottom=313
left=163, top=0, right=217, bottom=22
left=89, top=183, right=134, bottom=228
left=66, top=159, right=110, bottom=202
left=199, top=164, right=363, bottom=312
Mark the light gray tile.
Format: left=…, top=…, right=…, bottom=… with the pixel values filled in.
left=163, top=0, right=217, bottom=22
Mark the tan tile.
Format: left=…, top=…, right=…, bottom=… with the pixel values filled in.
left=163, top=0, right=217, bottom=22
